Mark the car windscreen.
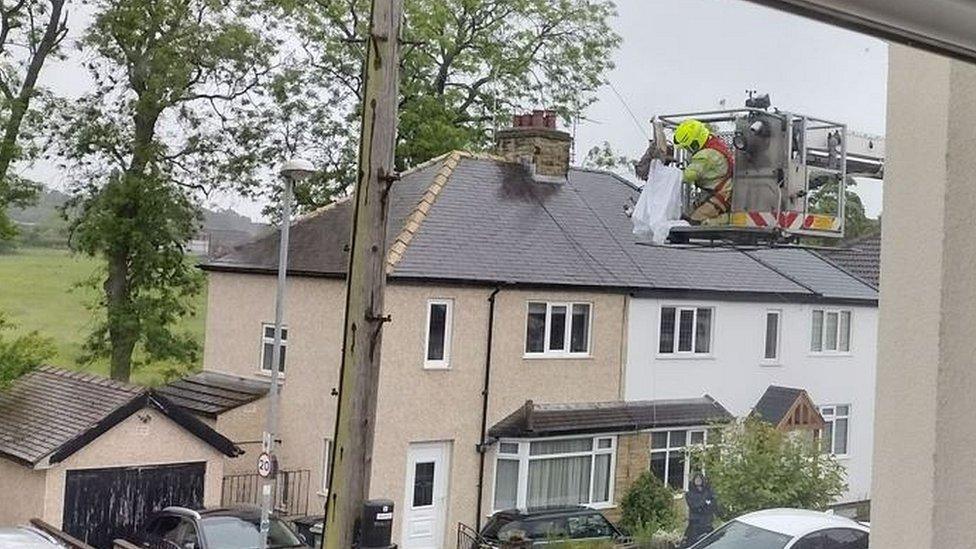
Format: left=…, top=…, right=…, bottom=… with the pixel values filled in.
left=200, top=516, right=305, bottom=549
left=481, top=515, right=516, bottom=539
left=691, top=520, right=792, bottom=549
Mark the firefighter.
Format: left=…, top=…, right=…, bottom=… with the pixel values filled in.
left=673, top=119, right=735, bottom=223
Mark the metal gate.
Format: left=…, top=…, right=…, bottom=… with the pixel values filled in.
left=62, top=462, right=206, bottom=549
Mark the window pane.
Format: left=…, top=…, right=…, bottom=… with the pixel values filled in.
left=835, top=418, right=849, bottom=454
left=262, top=343, right=273, bottom=371
left=666, top=453, right=685, bottom=490
left=822, top=422, right=834, bottom=454
left=650, top=453, right=666, bottom=483
left=668, top=430, right=687, bottom=449
left=527, top=455, right=591, bottom=507
left=651, top=432, right=668, bottom=449
left=493, top=459, right=519, bottom=510
left=322, top=439, right=333, bottom=493
left=264, top=326, right=275, bottom=338
left=678, top=309, right=694, bottom=352
left=811, top=310, right=824, bottom=352
left=839, top=311, right=851, bottom=352
left=499, top=442, right=519, bottom=454
left=426, top=303, right=448, bottom=361
left=659, top=307, right=676, bottom=353
left=570, top=304, right=590, bottom=353
left=549, top=305, right=567, bottom=351
left=593, top=454, right=612, bottom=503
left=836, top=405, right=850, bottom=416
left=690, top=431, right=705, bottom=445
left=824, top=529, right=868, bottom=549
left=695, top=308, right=711, bottom=354
left=825, top=312, right=839, bottom=350
left=278, top=346, right=286, bottom=372
left=413, top=462, right=435, bottom=507
left=597, top=438, right=612, bottom=449
left=764, top=312, right=779, bottom=359
left=526, top=303, right=546, bottom=353
left=530, top=438, right=592, bottom=456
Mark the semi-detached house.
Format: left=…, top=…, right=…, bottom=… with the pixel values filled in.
left=183, top=115, right=878, bottom=548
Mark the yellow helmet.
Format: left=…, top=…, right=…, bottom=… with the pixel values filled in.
left=674, top=119, right=710, bottom=151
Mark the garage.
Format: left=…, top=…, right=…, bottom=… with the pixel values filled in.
left=0, top=367, right=243, bottom=546
left=63, top=462, right=206, bottom=549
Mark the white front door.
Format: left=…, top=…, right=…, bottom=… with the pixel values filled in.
left=403, top=441, right=451, bottom=549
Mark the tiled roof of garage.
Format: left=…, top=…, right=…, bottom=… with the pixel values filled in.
left=157, top=371, right=270, bottom=418
left=0, top=366, right=242, bottom=467
left=203, top=152, right=878, bottom=305
left=488, top=397, right=733, bottom=439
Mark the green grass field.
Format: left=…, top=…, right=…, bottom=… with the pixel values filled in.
left=0, top=247, right=206, bottom=386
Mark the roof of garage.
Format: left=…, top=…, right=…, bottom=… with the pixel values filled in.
left=157, top=371, right=270, bottom=418
left=0, top=366, right=243, bottom=467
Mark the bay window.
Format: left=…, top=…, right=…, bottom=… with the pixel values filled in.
left=492, top=436, right=615, bottom=511
left=525, top=302, right=592, bottom=357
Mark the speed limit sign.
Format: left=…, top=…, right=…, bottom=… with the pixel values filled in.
left=257, top=452, right=277, bottom=478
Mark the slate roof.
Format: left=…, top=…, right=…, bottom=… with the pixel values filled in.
left=817, top=231, right=881, bottom=288
left=204, top=152, right=877, bottom=304
left=488, top=397, right=734, bottom=438
left=0, top=366, right=242, bottom=467
left=751, top=386, right=806, bottom=425
left=157, top=371, right=270, bottom=418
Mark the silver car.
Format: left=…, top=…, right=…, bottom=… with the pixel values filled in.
left=0, top=526, right=65, bottom=548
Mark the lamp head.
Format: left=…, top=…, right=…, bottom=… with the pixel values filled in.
left=279, top=158, right=316, bottom=181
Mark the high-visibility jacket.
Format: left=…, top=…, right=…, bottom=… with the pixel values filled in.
left=683, top=136, right=734, bottom=221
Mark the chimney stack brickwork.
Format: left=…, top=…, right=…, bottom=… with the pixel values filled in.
left=495, top=109, right=572, bottom=180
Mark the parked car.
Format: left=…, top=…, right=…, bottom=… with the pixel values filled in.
left=0, top=525, right=66, bottom=548
left=689, top=508, right=869, bottom=549
left=136, top=506, right=309, bottom=549
left=479, top=506, right=627, bottom=546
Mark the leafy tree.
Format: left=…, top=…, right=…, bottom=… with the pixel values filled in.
left=0, top=0, right=69, bottom=242
left=619, top=471, right=680, bottom=534
left=0, top=311, right=54, bottom=389
left=269, top=0, right=620, bottom=213
left=697, top=419, right=847, bottom=520
left=54, top=0, right=276, bottom=381
left=808, top=176, right=879, bottom=240
left=583, top=141, right=633, bottom=172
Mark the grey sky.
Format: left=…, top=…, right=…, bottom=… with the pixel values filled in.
left=28, top=0, right=888, bottom=220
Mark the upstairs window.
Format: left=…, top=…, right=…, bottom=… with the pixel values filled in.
left=659, top=306, right=712, bottom=355
left=764, top=310, right=781, bottom=361
left=811, top=309, right=852, bottom=353
left=525, top=302, right=591, bottom=357
left=424, top=299, right=453, bottom=369
left=260, top=323, right=288, bottom=373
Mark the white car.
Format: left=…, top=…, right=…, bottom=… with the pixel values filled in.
left=690, top=508, right=869, bottom=549
left=0, top=526, right=65, bottom=548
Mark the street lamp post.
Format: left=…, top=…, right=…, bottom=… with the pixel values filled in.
left=259, top=158, right=316, bottom=549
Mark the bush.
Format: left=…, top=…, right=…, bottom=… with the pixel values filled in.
left=620, top=471, right=680, bottom=534
left=0, top=312, right=55, bottom=388
left=697, top=418, right=847, bottom=519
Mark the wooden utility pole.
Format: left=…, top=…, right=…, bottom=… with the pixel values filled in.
left=323, top=0, right=402, bottom=547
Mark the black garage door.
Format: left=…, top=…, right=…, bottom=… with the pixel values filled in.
left=63, top=462, right=206, bottom=549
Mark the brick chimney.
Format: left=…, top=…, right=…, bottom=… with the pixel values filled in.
left=495, top=110, right=572, bottom=181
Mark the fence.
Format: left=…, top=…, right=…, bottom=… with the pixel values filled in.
left=457, top=522, right=488, bottom=549
left=222, top=469, right=311, bottom=517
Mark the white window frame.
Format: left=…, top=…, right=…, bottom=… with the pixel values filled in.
left=319, top=438, right=333, bottom=496
left=811, top=308, right=853, bottom=355
left=523, top=301, right=593, bottom=358
left=762, top=310, right=782, bottom=364
left=424, top=299, right=453, bottom=369
left=491, top=435, right=616, bottom=513
left=259, top=322, right=288, bottom=375
left=649, top=428, right=710, bottom=492
left=819, top=405, right=851, bottom=457
left=657, top=306, right=714, bottom=357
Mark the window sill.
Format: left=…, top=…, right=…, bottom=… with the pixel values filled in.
left=759, top=361, right=782, bottom=367
left=423, top=363, right=451, bottom=371
left=256, top=370, right=286, bottom=380
left=655, top=354, right=716, bottom=361
left=522, top=353, right=593, bottom=360
left=316, top=491, right=329, bottom=498
left=808, top=352, right=853, bottom=358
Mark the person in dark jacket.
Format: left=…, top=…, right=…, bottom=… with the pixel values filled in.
left=683, top=472, right=718, bottom=547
